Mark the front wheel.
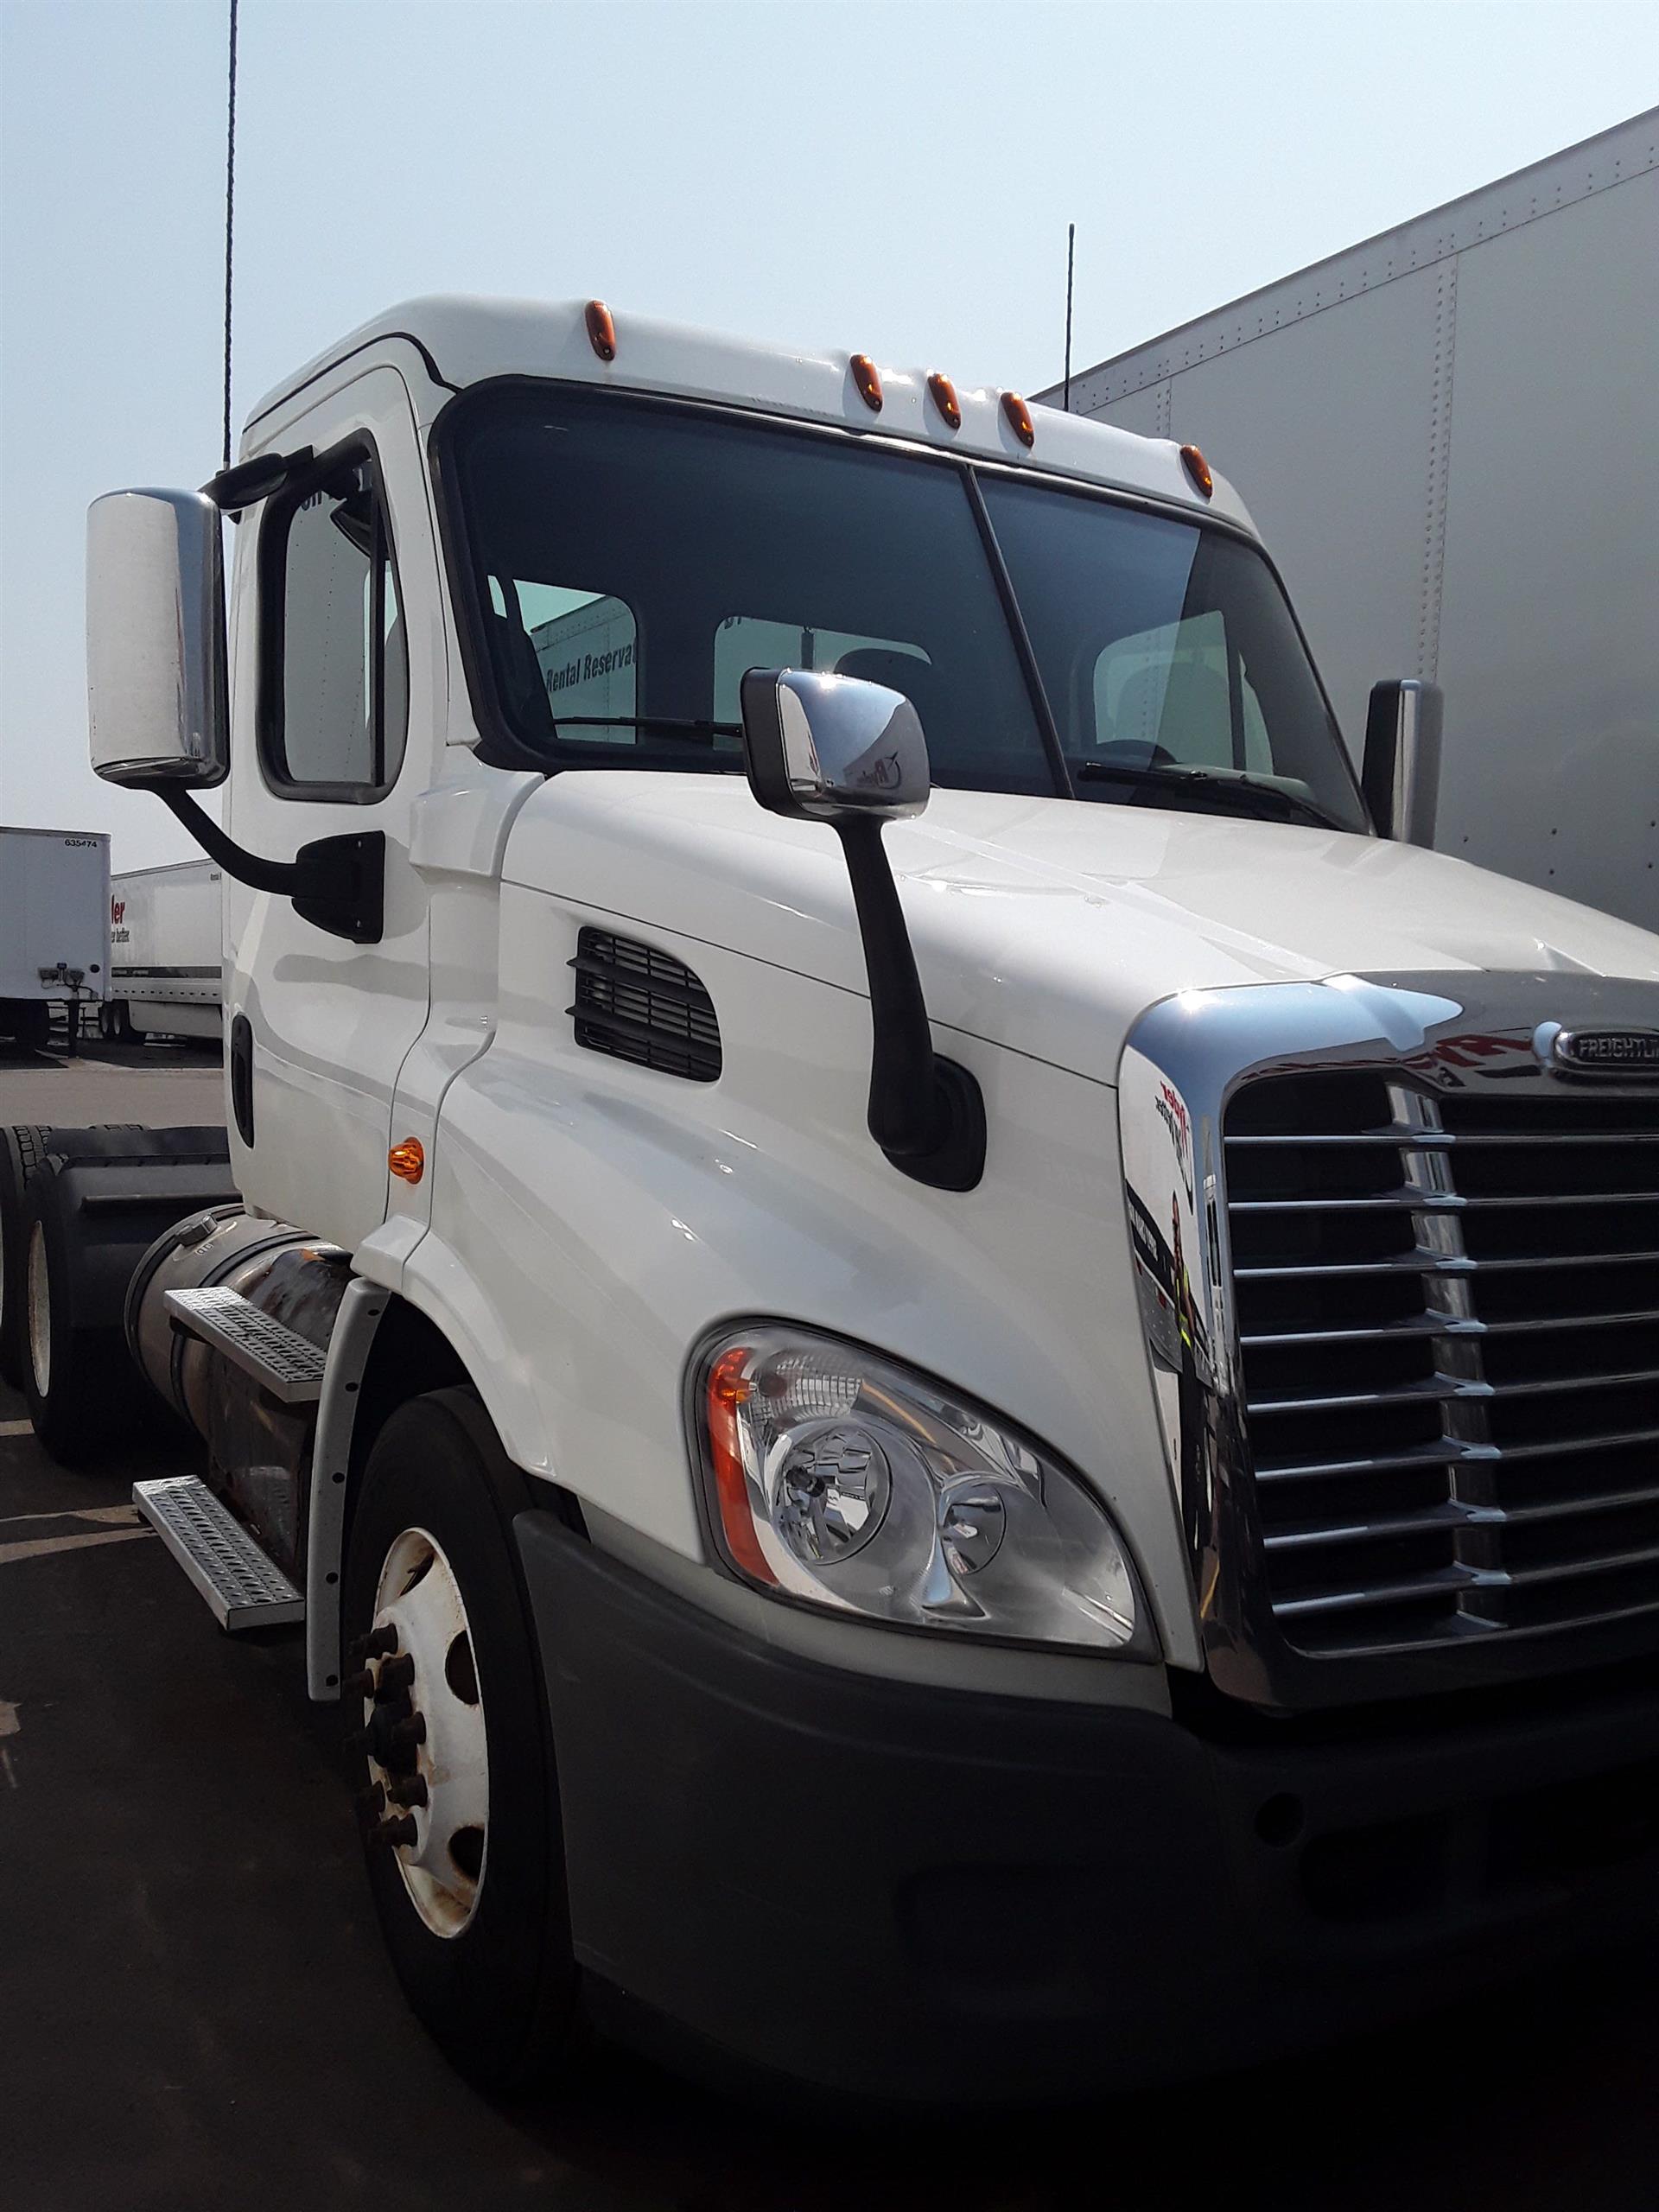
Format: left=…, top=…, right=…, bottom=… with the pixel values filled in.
left=342, top=1389, right=579, bottom=2091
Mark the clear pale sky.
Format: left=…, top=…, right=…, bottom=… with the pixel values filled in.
left=3, top=0, right=1656, bottom=869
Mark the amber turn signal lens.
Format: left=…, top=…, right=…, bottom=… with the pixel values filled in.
left=1000, top=391, right=1035, bottom=448
left=388, top=1138, right=424, bottom=1185
left=584, top=299, right=617, bottom=363
left=926, top=372, right=962, bottom=430
left=849, top=353, right=883, bottom=412
left=704, top=1347, right=777, bottom=1586
left=1179, top=443, right=1214, bottom=499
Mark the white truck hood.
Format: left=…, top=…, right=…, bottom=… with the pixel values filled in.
left=504, top=773, right=1659, bottom=1086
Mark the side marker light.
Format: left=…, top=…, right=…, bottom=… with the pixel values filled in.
left=705, top=1347, right=778, bottom=1586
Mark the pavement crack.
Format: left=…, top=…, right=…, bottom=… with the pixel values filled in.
left=0, top=1503, right=143, bottom=1529
left=0, top=1526, right=155, bottom=1567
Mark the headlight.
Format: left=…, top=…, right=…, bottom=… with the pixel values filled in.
left=690, top=1325, right=1152, bottom=1655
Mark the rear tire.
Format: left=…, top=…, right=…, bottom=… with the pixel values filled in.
left=0, top=1126, right=144, bottom=1388
left=0, top=1127, right=53, bottom=1389
left=342, top=1389, right=580, bottom=2091
left=8, top=1002, right=50, bottom=1052
left=17, top=1164, right=146, bottom=1464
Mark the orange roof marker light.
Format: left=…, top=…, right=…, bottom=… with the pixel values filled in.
left=1001, top=391, right=1035, bottom=449
left=926, top=372, right=962, bottom=431
left=1179, top=443, right=1214, bottom=499
left=584, top=299, right=617, bottom=363
left=849, top=353, right=884, bottom=412
left=388, top=1137, right=425, bottom=1185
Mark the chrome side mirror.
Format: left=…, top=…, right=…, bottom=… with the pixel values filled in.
left=737, top=666, right=982, bottom=1193
left=738, top=668, right=930, bottom=822
left=86, top=488, right=229, bottom=789
left=86, top=484, right=382, bottom=943
left=1362, top=678, right=1442, bottom=847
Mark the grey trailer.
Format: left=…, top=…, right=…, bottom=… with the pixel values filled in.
left=1042, top=108, right=1659, bottom=931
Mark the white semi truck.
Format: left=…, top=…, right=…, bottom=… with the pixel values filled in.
left=1043, top=105, right=1659, bottom=932
left=105, top=857, right=224, bottom=1043
left=21, top=296, right=1659, bottom=2100
left=0, top=824, right=109, bottom=1048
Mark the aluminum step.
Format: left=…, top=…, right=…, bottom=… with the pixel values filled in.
left=133, top=1475, right=304, bottom=1632
left=165, top=1285, right=327, bottom=1404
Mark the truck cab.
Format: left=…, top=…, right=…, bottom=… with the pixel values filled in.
left=68, top=297, right=1659, bottom=2098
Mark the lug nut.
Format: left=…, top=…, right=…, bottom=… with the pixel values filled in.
left=386, top=1713, right=427, bottom=1756
left=356, top=1783, right=385, bottom=1823
left=387, top=1774, right=428, bottom=1808
left=348, top=1624, right=398, bottom=1662
left=369, top=1813, right=417, bottom=1849
left=375, top=1654, right=416, bottom=1698
left=365, top=1705, right=417, bottom=1769
left=343, top=1669, right=375, bottom=1700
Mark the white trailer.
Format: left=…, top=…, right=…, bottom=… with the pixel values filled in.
left=1043, top=106, right=1659, bottom=931
left=0, top=825, right=110, bottom=1048
left=105, top=857, right=223, bottom=1043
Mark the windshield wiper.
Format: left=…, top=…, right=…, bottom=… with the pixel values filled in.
left=1074, top=758, right=1345, bottom=830
left=555, top=715, right=743, bottom=746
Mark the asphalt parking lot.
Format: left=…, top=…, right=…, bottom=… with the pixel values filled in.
left=3, top=1040, right=1658, bottom=2211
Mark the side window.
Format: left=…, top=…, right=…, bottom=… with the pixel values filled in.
left=264, top=451, right=408, bottom=795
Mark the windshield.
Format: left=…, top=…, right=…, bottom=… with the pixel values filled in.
left=446, top=386, right=1368, bottom=830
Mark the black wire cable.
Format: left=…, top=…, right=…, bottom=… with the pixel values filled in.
left=221, top=0, right=239, bottom=473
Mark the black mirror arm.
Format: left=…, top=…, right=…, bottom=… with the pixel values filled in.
left=154, top=784, right=302, bottom=894
left=201, top=446, right=314, bottom=517
left=150, top=785, right=385, bottom=944
left=833, top=816, right=985, bottom=1192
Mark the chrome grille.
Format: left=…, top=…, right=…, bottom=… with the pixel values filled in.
left=1225, top=1071, right=1659, bottom=1658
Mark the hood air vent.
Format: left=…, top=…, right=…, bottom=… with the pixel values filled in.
left=569, top=927, right=721, bottom=1084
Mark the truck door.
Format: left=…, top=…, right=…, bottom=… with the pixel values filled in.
left=224, top=365, right=439, bottom=1248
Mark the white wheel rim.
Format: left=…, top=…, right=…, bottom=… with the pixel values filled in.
left=26, top=1221, right=50, bottom=1397
left=366, top=1527, right=488, bottom=1939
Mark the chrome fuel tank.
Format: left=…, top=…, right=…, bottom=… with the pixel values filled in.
left=125, top=1206, right=349, bottom=1573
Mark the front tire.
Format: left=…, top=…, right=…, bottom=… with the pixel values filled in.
left=342, top=1389, right=579, bottom=2090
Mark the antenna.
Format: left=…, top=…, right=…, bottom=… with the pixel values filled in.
left=221, top=0, right=239, bottom=473
left=1063, top=222, right=1076, bottom=413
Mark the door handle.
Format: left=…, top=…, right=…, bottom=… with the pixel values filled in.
left=230, top=1011, right=255, bottom=1146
